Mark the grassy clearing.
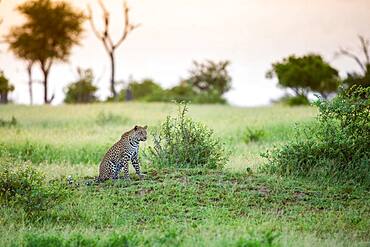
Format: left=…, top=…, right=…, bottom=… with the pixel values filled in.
left=1, top=102, right=369, bottom=246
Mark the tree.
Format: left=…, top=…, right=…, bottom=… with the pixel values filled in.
left=186, top=60, right=232, bottom=96
left=6, top=0, right=85, bottom=104
left=88, top=0, right=140, bottom=100
left=338, top=35, right=370, bottom=88
left=266, top=54, right=339, bottom=99
left=0, top=71, right=14, bottom=104
left=64, top=68, right=98, bottom=104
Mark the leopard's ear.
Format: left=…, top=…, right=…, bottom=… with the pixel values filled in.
left=134, top=125, right=138, bottom=130
left=144, top=125, right=148, bottom=129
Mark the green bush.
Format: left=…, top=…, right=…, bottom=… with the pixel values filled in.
left=64, top=68, right=98, bottom=104
left=119, top=78, right=166, bottom=102
left=262, top=86, right=370, bottom=187
left=0, top=160, right=69, bottom=215
left=146, top=103, right=227, bottom=169
left=243, top=127, right=266, bottom=144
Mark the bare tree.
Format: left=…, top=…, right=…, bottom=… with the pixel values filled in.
left=338, top=35, right=370, bottom=74
left=88, top=0, right=140, bottom=99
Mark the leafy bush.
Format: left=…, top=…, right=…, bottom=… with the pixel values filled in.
left=119, top=78, right=166, bottom=102
left=0, top=70, right=14, bottom=104
left=262, top=86, right=370, bottom=187
left=64, top=68, right=98, bottom=104
left=166, top=83, right=226, bottom=104
left=146, top=103, right=227, bottom=169
left=0, top=160, right=69, bottom=215
left=243, top=127, right=266, bottom=144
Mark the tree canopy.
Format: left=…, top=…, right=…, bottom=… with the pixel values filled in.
left=186, top=60, right=232, bottom=95
left=266, top=54, right=339, bottom=99
left=6, top=0, right=85, bottom=104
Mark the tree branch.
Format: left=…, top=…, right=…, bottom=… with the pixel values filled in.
left=338, top=47, right=366, bottom=73
left=98, top=0, right=114, bottom=49
left=113, top=1, right=140, bottom=49
left=88, top=4, right=112, bottom=53
left=358, top=35, right=370, bottom=65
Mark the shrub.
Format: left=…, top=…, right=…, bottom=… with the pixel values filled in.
left=262, top=86, right=370, bottom=187
left=118, top=78, right=166, bottom=102
left=64, top=68, right=98, bottom=104
left=0, top=70, right=14, bottom=104
left=243, top=127, right=266, bottom=144
left=0, top=160, right=69, bottom=215
left=146, top=103, right=228, bottom=169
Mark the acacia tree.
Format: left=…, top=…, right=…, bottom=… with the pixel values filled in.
left=88, top=0, right=140, bottom=100
left=6, top=0, right=85, bottom=104
left=266, top=54, right=339, bottom=99
left=338, top=35, right=370, bottom=88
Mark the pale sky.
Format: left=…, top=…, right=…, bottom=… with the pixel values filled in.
left=0, top=0, right=370, bottom=106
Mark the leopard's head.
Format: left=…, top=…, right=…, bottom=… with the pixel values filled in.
left=133, top=125, right=147, bottom=141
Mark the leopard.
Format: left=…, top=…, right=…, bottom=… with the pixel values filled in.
left=98, top=125, right=147, bottom=181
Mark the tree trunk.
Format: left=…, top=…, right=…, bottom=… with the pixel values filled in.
left=42, top=67, right=49, bottom=104
left=0, top=92, right=7, bottom=104
left=27, top=63, right=33, bottom=105
left=109, top=52, right=117, bottom=99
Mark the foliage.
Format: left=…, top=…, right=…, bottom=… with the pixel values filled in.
left=0, top=160, right=69, bottom=215
left=167, top=82, right=226, bottom=104
left=243, top=127, right=266, bottom=144
left=118, top=78, right=227, bottom=104
left=146, top=103, right=227, bottom=169
left=6, top=0, right=85, bottom=103
left=342, top=66, right=370, bottom=89
left=64, top=69, right=98, bottom=104
left=266, top=54, right=340, bottom=100
left=262, top=86, right=370, bottom=188
left=119, top=78, right=166, bottom=102
left=186, top=60, right=232, bottom=95
left=0, top=71, right=14, bottom=104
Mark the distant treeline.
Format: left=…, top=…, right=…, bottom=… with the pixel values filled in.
left=64, top=60, right=231, bottom=104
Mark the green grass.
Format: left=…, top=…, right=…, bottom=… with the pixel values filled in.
left=0, top=102, right=369, bottom=246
